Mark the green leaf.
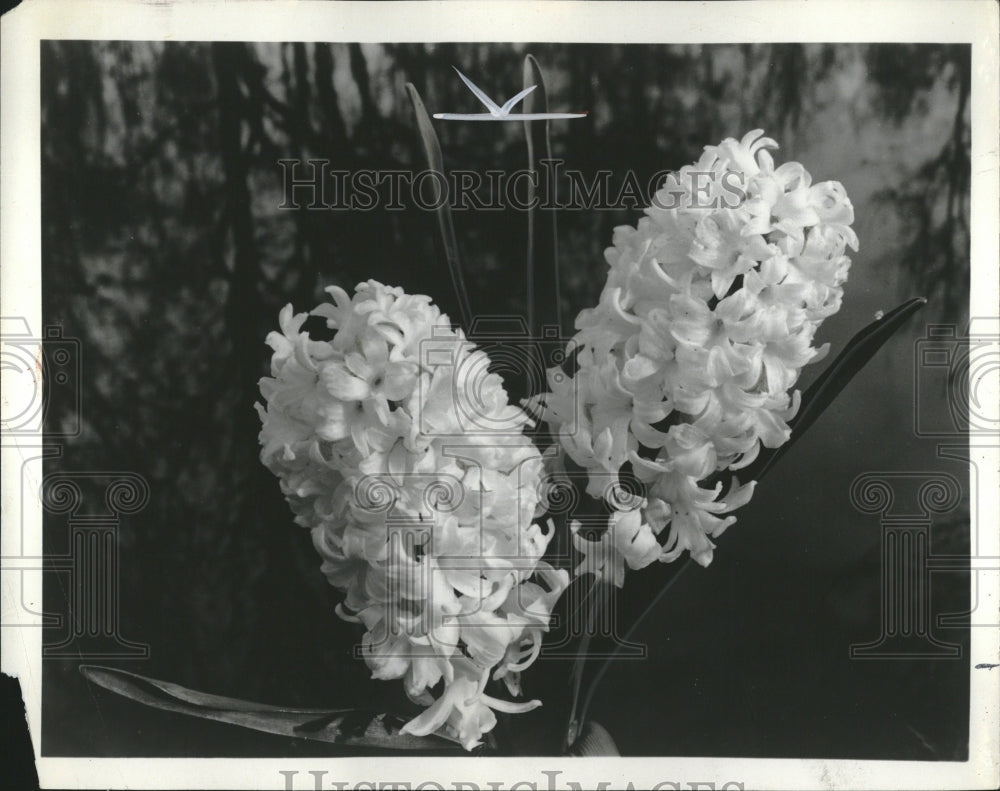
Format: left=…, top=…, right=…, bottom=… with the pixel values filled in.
left=80, top=664, right=461, bottom=751
left=563, top=577, right=608, bottom=750
left=741, top=296, right=927, bottom=482
left=568, top=296, right=928, bottom=745
left=522, top=54, right=562, bottom=336
left=569, top=559, right=691, bottom=746
left=405, top=82, right=472, bottom=329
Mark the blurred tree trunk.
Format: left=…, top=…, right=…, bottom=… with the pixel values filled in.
left=315, top=44, right=348, bottom=149
left=348, top=43, right=378, bottom=152
left=213, top=43, right=261, bottom=402
left=289, top=42, right=325, bottom=303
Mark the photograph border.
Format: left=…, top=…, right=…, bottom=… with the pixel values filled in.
left=2, top=1, right=998, bottom=789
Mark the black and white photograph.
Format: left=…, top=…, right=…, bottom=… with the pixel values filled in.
left=1, top=1, right=998, bottom=789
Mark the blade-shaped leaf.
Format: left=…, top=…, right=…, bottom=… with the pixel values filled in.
left=451, top=66, right=502, bottom=115
left=568, top=296, right=927, bottom=743
left=523, top=54, right=562, bottom=337
left=405, top=82, right=472, bottom=329
left=501, top=84, right=536, bottom=115
left=80, top=664, right=461, bottom=751
left=564, top=577, right=608, bottom=749
left=569, top=560, right=690, bottom=745
left=741, top=296, right=927, bottom=482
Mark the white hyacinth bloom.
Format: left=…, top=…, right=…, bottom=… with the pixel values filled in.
left=257, top=280, right=569, bottom=750
left=534, top=130, right=856, bottom=580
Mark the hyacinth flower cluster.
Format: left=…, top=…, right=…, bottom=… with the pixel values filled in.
left=256, top=130, right=859, bottom=748
left=256, top=280, right=569, bottom=750
left=534, top=130, right=858, bottom=579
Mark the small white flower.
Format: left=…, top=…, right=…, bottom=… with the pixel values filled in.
left=400, top=657, right=541, bottom=750
left=571, top=509, right=661, bottom=588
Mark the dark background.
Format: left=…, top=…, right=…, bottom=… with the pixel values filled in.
left=38, top=41, right=971, bottom=758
